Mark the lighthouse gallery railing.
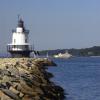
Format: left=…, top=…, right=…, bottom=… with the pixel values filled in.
left=7, top=45, right=33, bottom=51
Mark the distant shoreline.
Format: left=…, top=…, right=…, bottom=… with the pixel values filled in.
left=39, top=46, right=100, bottom=57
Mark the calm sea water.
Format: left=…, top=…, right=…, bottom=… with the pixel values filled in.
left=48, top=57, right=100, bottom=100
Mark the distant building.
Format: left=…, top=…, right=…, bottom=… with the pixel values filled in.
left=7, top=17, right=33, bottom=57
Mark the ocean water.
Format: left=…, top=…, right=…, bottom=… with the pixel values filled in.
left=48, top=57, right=100, bottom=100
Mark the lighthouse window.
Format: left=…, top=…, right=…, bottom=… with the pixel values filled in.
left=25, top=39, right=27, bottom=43
left=14, top=39, right=16, bottom=43
left=13, top=45, right=16, bottom=48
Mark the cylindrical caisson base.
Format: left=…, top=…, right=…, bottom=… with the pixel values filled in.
left=9, top=51, right=32, bottom=58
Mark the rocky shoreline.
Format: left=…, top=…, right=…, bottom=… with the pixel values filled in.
left=0, top=58, right=65, bottom=100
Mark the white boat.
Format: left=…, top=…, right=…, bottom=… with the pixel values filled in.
left=46, top=52, right=49, bottom=58
left=53, top=51, right=72, bottom=58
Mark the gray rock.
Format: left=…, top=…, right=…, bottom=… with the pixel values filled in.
left=2, top=76, right=12, bottom=83
left=1, top=89, right=21, bottom=100
left=19, top=92, right=24, bottom=98
left=9, top=86, right=20, bottom=95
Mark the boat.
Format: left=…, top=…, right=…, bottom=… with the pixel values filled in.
left=46, top=52, right=49, bottom=58
left=53, top=51, right=72, bottom=58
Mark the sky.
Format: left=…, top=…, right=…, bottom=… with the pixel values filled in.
left=0, top=0, right=100, bottom=53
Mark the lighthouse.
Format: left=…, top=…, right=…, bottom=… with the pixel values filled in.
left=7, top=18, right=33, bottom=57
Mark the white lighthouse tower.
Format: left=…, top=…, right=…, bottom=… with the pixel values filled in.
left=7, top=17, right=33, bottom=57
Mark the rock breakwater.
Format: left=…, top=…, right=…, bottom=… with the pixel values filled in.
left=0, top=58, right=65, bottom=100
